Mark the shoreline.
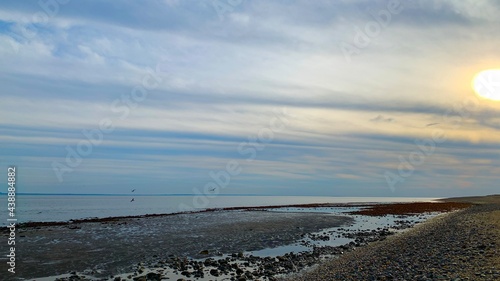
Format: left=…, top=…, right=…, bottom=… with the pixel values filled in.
left=0, top=196, right=440, bottom=228
left=2, top=200, right=458, bottom=230
left=283, top=209, right=459, bottom=279
left=288, top=195, right=500, bottom=280
left=3, top=202, right=367, bottom=229
left=0, top=200, right=474, bottom=280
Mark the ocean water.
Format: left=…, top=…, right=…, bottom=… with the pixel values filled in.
left=0, top=195, right=438, bottom=225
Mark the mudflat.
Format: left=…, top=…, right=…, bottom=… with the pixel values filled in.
left=0, top=210, right=353, bottom=280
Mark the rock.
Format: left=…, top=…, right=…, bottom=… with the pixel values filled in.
left=146, top=272, right=162, bottom=281
left=210, top=269, right=220, bottom=276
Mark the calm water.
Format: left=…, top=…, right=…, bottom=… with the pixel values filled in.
left=0, top=195, right=438, bottom=225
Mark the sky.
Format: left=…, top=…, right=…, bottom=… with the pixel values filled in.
left=1, top=0, right=499, bottom=198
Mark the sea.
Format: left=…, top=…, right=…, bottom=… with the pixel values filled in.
left=0, top=195, right=438, bottom=226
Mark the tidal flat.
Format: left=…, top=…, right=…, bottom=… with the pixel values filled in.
left=0, top=201, right=474, bottom=281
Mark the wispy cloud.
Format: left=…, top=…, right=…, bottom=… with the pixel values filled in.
left=1, top=0, right=499, bottom=196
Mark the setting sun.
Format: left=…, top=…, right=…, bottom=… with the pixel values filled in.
left=472, top=69, right=500, bottom=101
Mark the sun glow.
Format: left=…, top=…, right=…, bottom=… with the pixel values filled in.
left=472, top=69, right=500, bottom=101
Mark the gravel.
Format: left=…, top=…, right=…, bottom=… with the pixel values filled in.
left=287, top=203, right=500, bottom=281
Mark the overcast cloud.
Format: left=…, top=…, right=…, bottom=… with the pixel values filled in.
left=1, top=0, right=499, bottom=197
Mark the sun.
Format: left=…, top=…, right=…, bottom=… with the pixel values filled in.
left=472, top=69, right=500, bottom=101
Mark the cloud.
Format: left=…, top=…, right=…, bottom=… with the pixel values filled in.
left=1, top=0, right=500, bottom=196
left=370, top=114, right=394, bottom=123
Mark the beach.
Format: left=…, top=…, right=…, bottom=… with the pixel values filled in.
left=3, top=1, right=500, bottom=280
left=0, top=196, right=498, bottom=280
left=288, top=195, right=500, bottom=281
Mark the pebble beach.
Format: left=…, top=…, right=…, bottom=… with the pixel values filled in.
left=288, top=195, right=500, bottom=281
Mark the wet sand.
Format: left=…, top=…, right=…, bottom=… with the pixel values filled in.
left=0, top=209, right=353, bottom=280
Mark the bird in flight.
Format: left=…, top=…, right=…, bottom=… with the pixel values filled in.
left=426, top=123, right=439, bottom=127
left=130, top=198, right=135, bottom=202
left=209, top=187, right=216, bottom=192
left=131, top=189, right=136, bottom=193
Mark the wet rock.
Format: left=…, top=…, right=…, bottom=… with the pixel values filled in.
left=209, top=269, right=219, bottom=276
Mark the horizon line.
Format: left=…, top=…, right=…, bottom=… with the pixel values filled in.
left=0, top=192, right=443, bottom=198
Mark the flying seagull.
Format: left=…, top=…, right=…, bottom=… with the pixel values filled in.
left=130, top=198, right=135, bottom=202
left=426, top=123, right=439, bottom=127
